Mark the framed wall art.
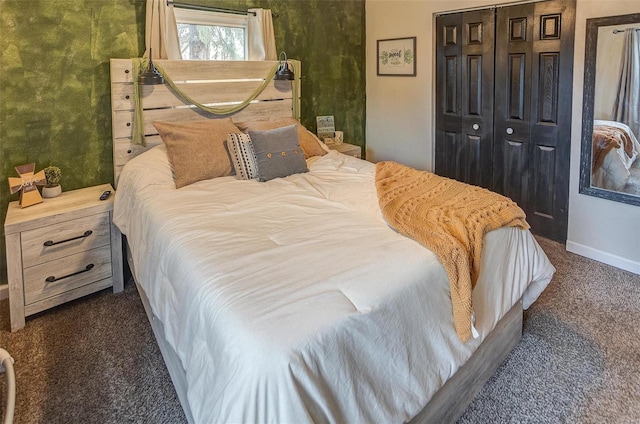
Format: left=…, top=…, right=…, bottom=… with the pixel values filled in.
left=377, top=37, right=416, bottom=76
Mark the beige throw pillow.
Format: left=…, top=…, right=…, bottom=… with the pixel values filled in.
left=235, top=117, right=328, bottom=159
left=153, top=118, right=241, bottom=188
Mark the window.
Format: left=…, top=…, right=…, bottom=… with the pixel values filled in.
left=174, top=8, right=248, bottom=60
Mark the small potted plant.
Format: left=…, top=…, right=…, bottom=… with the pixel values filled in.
left=42, top=166, right=62, bottom=198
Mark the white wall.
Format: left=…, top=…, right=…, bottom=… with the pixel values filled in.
left=366, top=0, right=640, bottom=274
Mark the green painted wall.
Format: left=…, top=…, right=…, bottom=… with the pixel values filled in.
left=0, top=0, right=366, bottom=285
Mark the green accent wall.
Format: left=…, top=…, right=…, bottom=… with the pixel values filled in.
left=0, top=0, right=365, bottom=285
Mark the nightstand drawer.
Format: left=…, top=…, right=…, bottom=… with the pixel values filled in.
left=23, top=245, right=113, bottom=305
left=21, top=212, right=111, bottom=268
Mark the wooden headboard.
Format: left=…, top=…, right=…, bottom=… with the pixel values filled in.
left=109, top=59, right=301, bottom=185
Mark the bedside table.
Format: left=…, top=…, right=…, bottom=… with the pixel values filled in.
left=4, top=184, right=123, bottom=331
left=330, top=142, right=362, bottom=158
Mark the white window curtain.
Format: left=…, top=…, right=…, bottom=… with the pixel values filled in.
left=613, top=28, right=640, bottom=137
left=247, top=8, right=277, bottom=61
left=145, top=0, right=182, bottom=60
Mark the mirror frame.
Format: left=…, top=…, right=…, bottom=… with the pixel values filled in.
left=579, top=12, right=640, bottom=207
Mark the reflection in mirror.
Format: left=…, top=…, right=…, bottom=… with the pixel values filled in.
left=580, top=13, right=640, bottom=206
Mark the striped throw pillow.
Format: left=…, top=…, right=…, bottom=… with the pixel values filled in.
left=227, top=133, right=259, bottom=180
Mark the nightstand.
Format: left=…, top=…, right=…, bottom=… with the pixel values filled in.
left=330, top=142, right=362, bottom=158
left=4, top=184, right=123, bottom=331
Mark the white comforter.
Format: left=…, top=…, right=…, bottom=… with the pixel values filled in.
left=113, top=145, right=555, bottom=423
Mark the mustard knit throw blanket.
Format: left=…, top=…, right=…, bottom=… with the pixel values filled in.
left=375, top=161, right=529, bottom=342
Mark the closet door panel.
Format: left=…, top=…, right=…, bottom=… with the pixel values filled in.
left=467, top=55, right=482, bottom=116
left=436, top=9, right=494, bottom=188
left=507, top=53, right=527, bottom=121
left=436, top=13, right=463, bottom=181
left=496, top=140, right=529, bottom=206
left=461, top=9, right=495, bottom=188
left=494, top=3, right=534, bottom=194
left=460, top=134, right=483, bottom=186
left=527, top=0, right=575, bottom=241
left=493, top=0, right=574, bottom=242
left=438, top=131, right=459, bottom=179
left=533, top=145, right=557, bottom=218
left=537, top=53, right=560, bottom=125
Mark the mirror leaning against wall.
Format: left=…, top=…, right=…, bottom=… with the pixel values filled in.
left=580, top=13, right=640, bottom=207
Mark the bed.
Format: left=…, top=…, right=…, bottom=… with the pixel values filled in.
left=110, top=59, right=555, bottom=423
left=591, top=119, right=640, bottom=191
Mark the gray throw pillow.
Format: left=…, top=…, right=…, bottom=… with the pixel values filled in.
left=249, top=125, right=308, bottom=181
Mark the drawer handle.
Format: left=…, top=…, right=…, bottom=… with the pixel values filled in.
left=45, top=264, right=95, bottom=283
left=43, top=230, right=93, bottom=247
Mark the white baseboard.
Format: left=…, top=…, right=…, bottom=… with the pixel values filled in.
left=566, top=241, right=640, bottom=275
left=0, top=284, right=7, bottom=301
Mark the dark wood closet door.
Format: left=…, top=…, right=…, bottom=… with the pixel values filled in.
left=493, top=0, right=575, bottom=242
left=435, top=9, right=495, bottom=189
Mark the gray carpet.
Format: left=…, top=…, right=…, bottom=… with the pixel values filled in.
left=0, top=274, right=187, bottom=423
left=459, top=237, right=640, bottom=424
left=1, top=237, right=639, bottom=424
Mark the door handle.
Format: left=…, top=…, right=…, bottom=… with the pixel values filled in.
left=472, top=124, right=480, bottom=130
left=506, top=127, right=514, bottom=135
